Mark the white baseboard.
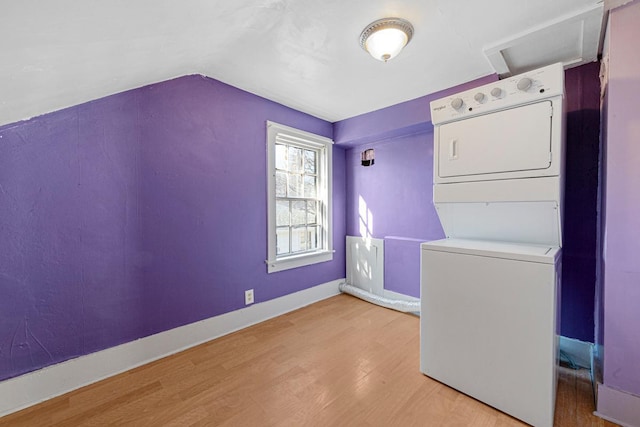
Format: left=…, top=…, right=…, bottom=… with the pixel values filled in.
left=596, top=382, right=640, bottom=427
left=559, top=336, right=593, bottom=369
left=0, top=279, right=343, bottom=418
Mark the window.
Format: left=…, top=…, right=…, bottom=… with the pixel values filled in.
left=266, top=121, right=333, bottom=273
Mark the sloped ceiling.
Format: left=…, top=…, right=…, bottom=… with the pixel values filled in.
left=0, top=0, right=603, bottom=127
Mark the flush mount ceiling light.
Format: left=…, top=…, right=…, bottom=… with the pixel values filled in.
left=359, top=17, right=414, bottom=62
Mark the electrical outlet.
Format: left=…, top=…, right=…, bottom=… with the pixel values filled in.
left=245, top=289, right=254, bottom=305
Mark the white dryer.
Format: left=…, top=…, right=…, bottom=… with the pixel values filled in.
left=421, top=63, right=565, bottom=427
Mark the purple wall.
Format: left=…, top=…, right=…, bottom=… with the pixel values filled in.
left=340, top=66, right=601, bottom=342
left=384, top=237, right=424, bottom=298
left=602, top=0, right=640, bottom=397
left=562, top=63, right=601, bottom=342
left=345, top=132, right=443, bottom=241
left=0, top=75, right=346, bottom=381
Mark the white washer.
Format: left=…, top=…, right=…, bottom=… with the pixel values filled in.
left=421, top=239, right=561, bottom=427
left=421, top=63, right=565, bottom=427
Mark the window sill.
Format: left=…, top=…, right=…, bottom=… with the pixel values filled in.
left=266, top=250, right=334, bottom=273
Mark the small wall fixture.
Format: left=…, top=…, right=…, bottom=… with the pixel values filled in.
left=360, top=18, right=414, bottom=62
left=361, top=149, right=375, bottom=166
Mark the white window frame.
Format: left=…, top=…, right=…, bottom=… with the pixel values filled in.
left=266, top=121, right=333, bottom=273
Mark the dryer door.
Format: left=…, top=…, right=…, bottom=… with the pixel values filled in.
left=437, top=101, right=552, bottom=179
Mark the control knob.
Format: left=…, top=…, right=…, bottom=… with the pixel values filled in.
left=517, top=77, right=533, bottom=91
left=451, top=98, right=464, bottom=110
left=490, top=87, right=502, bottom=98
left=474, top=92, right=486, bottom=103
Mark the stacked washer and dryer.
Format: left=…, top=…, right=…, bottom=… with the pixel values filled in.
left=420, top=63, right=565, bottom=427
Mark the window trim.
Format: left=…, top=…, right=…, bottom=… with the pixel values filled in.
left=266, top=121, right=333, bottom=273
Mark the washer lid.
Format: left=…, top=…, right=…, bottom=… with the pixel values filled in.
left=421, top=238, right=560, bottom=264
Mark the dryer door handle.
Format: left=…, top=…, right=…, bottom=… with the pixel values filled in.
left=449, top=139, right=459, bottom=160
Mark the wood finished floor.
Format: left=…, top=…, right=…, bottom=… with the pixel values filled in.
left=0, top=294, right=617, bottom=426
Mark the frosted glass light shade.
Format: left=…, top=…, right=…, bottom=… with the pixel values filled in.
left=360, top=18, right=414, bottom=62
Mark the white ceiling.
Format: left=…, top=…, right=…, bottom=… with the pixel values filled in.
left=0, top=0, right=603, bottom=127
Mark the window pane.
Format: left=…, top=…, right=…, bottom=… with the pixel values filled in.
left=304, top=175, right=316, bottom=198
left=308, top=226, right=318, bottom=250
left=291, top=201, right=306, bottom=226
left=275, top=144, right=287, bottom=170
left=268, top=123, right=332, bottom=269
left=288, top=147, right=302, bottom=173
left=291, top=227, right=307, bottom=253
left=304, top=150, right=316, bottom=174
left=276, top=200, right=290, bottom=226
left=307, top=201, right=317, bottom=224
left=276, top=171, right=287, bottom=197
left=288, top=174, right=303, bottom=197
left=276, top=227, right=290, bottom=255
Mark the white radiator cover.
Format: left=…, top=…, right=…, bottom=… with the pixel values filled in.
left=346, top=236, right=384, bottom=296
left=345, top=235, right=419, bottom=304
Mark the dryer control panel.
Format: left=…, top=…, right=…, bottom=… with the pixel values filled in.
left=430, top=62, right=564, bottom=125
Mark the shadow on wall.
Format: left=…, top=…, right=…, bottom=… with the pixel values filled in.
left=561, top=107, right=601, bottom=342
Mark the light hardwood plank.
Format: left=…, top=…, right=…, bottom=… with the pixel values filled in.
left=0, top=294, right=617, bottom=426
